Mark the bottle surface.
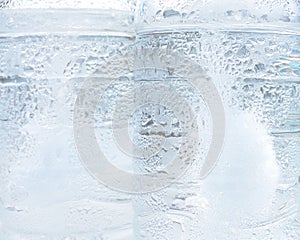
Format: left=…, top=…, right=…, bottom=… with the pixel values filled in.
left=0, top=2, right=136, bottom=239
left=0, top=0, right=299, bottom=239
left=133, top=0, right=300, bottom=239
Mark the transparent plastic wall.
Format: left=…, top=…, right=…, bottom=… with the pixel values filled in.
left=136, top=0, right=300, bottom=27
left=134, top=0, right=300, bottom=239
left=0, top=1, right=136, bottom=239
left=0, top=0, right=300, bottom=239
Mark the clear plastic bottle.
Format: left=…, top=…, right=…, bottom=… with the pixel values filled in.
left=1, top=0, right=299, bottom=239
left=134, top=0, right=300, bottom=239
left=0, top=1, right=135, bottom=239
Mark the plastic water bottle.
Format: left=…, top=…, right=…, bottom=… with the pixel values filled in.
left=1, top=0, right=299, bottom=239
left=133, top=0, right=300, bottom=239
left=0, top=1, right=136, bottom=239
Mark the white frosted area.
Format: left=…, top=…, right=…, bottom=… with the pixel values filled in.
left=199, top=111, right=280, bottom=236
left=1, top=0, right=134, bottom=11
